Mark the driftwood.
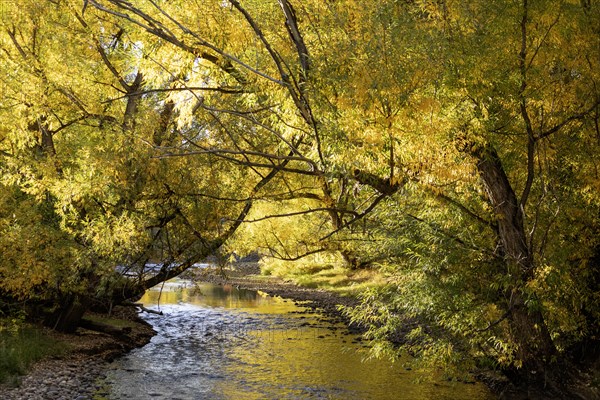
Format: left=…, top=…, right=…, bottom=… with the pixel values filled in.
left=80, top=318, right=132, bottom=335
left=123, top=300, right=164, bottom=315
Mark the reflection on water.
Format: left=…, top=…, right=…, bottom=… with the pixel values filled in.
left=100, top=279, right=494, bottom=399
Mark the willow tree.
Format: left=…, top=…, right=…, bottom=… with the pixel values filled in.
left=337, top=3, right=599, bottom=394
left=0, top=0, right=293, bottom=331
left=87, top=0, right=600, bottom=387
left=315, top=0, right=600, bottom=391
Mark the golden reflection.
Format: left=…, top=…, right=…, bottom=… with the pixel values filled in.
left=139, top=280, right=297, bottom=314
left=135, top=280, right=493, bottom=399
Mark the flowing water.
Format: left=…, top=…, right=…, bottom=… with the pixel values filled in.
left=98, top=279, right=494, bottom=399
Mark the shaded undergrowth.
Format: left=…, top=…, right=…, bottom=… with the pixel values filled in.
left=0, top=322, right=69, bottom=386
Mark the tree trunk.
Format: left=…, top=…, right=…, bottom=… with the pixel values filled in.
left=507, top=292, right=559, bottom=377
left=474, top=144, right=557, bottom=382
left=45, top=295, right=90, bottom=333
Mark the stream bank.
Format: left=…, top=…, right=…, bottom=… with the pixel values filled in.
left=0, top=307, right=154, bottom=400
left=190, top=264, right=361, bottom=326
left=98, top=277, right=494, bottom=399
left=189, top=264, right=600, bottom=400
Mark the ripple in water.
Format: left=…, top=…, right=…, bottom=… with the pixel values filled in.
left=97, top=280, right=493, bottom=400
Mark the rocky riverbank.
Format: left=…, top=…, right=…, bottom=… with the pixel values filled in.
left=0, top=307, right=154, bottom=400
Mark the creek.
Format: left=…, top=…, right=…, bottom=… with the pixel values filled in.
left=97, top=279, right=494, bottom=399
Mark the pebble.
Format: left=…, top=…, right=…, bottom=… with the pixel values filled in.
left=0, top=358, right=107, bottom=400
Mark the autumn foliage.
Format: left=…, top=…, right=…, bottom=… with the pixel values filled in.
left=1, top=0, right=599, bottom=394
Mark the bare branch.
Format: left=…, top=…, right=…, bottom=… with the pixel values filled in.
left=102, top=86, right=245, bottom=103
left=320, top=193, right=388, bottom=241
left=239, top=207, right=358, bottom=224
left=269, top=247, right=328, bottom=261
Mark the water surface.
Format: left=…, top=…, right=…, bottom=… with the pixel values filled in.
left=99, top=279, right=494, bottom=399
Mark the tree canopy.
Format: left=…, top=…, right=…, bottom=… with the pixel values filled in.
left=1, top=0, right=599, bottom=394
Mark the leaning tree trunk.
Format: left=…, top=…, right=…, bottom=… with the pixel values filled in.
left=45, top=294, right=91, bottom=333
left=474, top=145, right=558, bottom=385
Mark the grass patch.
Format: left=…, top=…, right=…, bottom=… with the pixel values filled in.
left=255, top=258, right=389, bottom=296
left=269, top=263, right=388, bottom=295
left=0, top=324, right=69, bottom=386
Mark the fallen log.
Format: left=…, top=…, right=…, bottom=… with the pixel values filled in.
left=80, top=318, right=132, bottom=335
left=123, top=300, right=164, bottom=315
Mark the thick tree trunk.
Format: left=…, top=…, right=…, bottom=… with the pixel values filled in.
left=475, top=146, right=529, bottom=273
left=474, top=144, right=557, bottom=382
left=507, top=292, right=558, bottom=375
left=45, top=295, right=90, bottom=333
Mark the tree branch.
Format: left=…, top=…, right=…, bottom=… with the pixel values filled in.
left=102, top=86, right=245, bottom=103
left=319, top=193, right=388, bottom=241
left=536, top=99, right=600, bottom=140
left=268, top=247, right=328, bottom=262
left=519, top=0, right=535, bottom=210
left=240, top=207, right=358, bottom=224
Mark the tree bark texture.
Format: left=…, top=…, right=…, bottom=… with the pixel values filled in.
left=474, top=144, right=557, bottom=380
